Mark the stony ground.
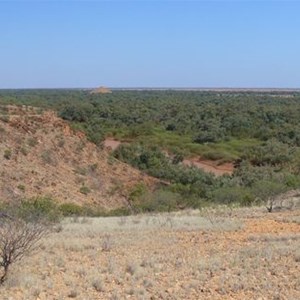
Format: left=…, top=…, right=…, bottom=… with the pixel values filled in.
left=1, top=207, right=299, bottom=300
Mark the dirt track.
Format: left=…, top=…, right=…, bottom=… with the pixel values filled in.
left=183, top=159, right=234, bottom=176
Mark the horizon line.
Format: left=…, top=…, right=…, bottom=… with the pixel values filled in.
left=1, top=86, right=300, bottom=91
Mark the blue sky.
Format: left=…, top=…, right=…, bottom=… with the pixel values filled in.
left=0, top=1, right=300, bottom=88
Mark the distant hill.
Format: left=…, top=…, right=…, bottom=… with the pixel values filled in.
left=90, top=86, right=112, bottom=94
left=0, top=105, right=155, bottom=210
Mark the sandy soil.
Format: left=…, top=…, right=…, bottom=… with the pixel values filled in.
left=1, top=207, right=299, bottom=300
left=103, top=139, right=121, bottom=151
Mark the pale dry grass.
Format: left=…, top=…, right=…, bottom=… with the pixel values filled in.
left=1, top=208, right=299, bottom=299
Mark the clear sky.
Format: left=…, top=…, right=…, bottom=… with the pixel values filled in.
left=1, top=1, right=300, bottom=88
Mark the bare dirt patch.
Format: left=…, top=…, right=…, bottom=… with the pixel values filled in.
left=183, top=158, right=234, bottom=176
left=103, top=138, right=121, bottom=151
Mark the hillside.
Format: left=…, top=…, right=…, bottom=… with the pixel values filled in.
left=0, top=105, right=156, bottom=210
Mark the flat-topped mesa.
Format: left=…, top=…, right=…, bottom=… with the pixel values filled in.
left=90, top=86, right=112, bottom=94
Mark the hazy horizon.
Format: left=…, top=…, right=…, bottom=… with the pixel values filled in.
left=1, top=86, right=300, bottom=91
left=1, top=1, right=300, bottom=89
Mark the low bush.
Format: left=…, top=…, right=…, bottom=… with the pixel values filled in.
left=18, top=196, right=61, bottom=223
left=59, top=203, right=84, bottom=216
left=79, top=186, right=91, bottom=195
left=134, top=190, right=181, bottom=213
left=212, top=186, right=255, bottom=206
left=252, top=180, right=287, bottom=212
left=3, top=149, right=12, bottom=160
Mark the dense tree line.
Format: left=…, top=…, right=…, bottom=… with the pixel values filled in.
left=2, top=89, right=300, bottom=146
left=1, top=89, right=300, bottom=211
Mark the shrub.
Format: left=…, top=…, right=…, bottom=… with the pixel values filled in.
left=135, top=190, right=181, bottom=213
left=41, top=150, right=57, bottom=166
left=79, top=186, right=91, bottom=195
left=88, top=163, right=98, bottom=172
left=0, top=214, right=48, bottom=284
left=243, top=139, right=292, bottom=167
left=128, top=183, right=147, bottom=202
left=17, top=184, right=25, bottom=192
left=3, top=149, right=12, bottom=160
left=252, top=180, right=287, bottom=212
left=20, top=146, right=28, bottom=156
left=18, top=196, right=61, bottom=223
left=212, top=186, right=255, bottom=206
left=201, top=150, right=226, bottom=161
left=0, top=199, right=58, bottom=284
left=59, top=203, right=84, bottom=216
left=193, top=132, right=218, bottom=144
left=27, top=137, right=38, bottom=147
